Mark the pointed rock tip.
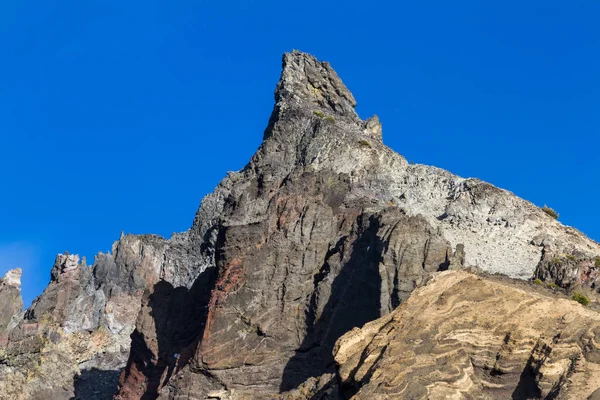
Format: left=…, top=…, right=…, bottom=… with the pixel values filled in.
left=275, top=50, right=358, bottom=119
left=51, top=253, right=81, bottom=281
left=363, top=114, right=383, bottom=141
left=2, top=268, right=22, bottom=288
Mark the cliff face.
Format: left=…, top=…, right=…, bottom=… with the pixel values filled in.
left=0, top=269, right=23, bottom=343
left=1, top=51, right=600, bottom=400
left=0, top=234, right=210, bottom=400
left=119, top=52, right=600, bottom=399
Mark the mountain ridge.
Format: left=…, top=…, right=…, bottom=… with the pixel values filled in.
left=0, top=51, right=599, bottom=400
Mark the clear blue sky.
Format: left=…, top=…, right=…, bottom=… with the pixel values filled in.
left=1, top=1, right=599, bottom=306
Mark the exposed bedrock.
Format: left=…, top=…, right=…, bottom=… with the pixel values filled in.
left=2, top=51, right=600, bottom=400
left=330, top=271, right=600, bottom=399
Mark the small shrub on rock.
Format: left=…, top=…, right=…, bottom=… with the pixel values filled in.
left=542, top=205, right=559, bottom=219
left=572, top=292, right=590, bottom=306
left=550, top=257, right=562, bottom=265
left=359, top=139, right=372, bottom=148
left=547, top=282, right=559, bottom=289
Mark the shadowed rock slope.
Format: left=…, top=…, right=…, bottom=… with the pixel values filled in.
left=1, top=51, right=599, bottom=399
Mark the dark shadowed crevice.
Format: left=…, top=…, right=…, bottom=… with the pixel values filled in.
left=438, top=250, right=451, bottom=271
left=305, top=235, right=347, bottom=331
left=511, top=352, right=545, bottom=400
left=280, top=215, right=384, bottom=392
left=391, top=267, right=401, bottom=309
left=117, top=264, right=218, bottom=400
left=70, top=368, right=121, bottom=400
left=511, top=363, right=542, bottom=399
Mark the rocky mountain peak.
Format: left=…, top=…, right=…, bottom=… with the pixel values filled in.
left=275, top=50, right=358, bottom=119
left=3, top=51, right=600, bottom=400
left=50, top=253, right=81, bottom=282
left=260, top=51, right=383, bottom=174
left=363, top=114, right=383, bottom=141
left=1, top=268, right=22, bottom=289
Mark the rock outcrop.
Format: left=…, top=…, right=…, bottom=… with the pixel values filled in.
left=329, top=270, right=600, bottom=399
left=1, top=51, right=600, bottom=399
left=0, top=269, right=23, bottom=342
left=119, top=51, right=600, bottom=399
left=0, top=233, right=211, bottom=400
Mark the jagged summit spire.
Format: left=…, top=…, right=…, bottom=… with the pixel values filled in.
left=1, top=268, right=22, bottom=288
left=50, top=253, right=81, bottom=282
left=275, top=50, right=359, bottom=119
left=263, top=51, right=369, bottom=141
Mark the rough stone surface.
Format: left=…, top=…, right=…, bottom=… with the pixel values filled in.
left=330, top=270, right=600, bottom=399
left=0, top=269, right=23, bottom=342
left=2, top=51, right=600, bottom=399
left=141, top=52, right=600, bottom=398
left=0, top=232, right=212, bottom=400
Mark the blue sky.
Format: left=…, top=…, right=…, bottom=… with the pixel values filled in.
left=1, top=1, right=599, bottom=306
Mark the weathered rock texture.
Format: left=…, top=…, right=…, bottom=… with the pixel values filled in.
left=121, top=51, right=600, bottom=399
left=330, top=270, right=600, bottom=399
left=0, top=269, right=23, bottom=343
left=2, top=51, right=600, bottom=399
left=0, top=233, right=211, bottom=400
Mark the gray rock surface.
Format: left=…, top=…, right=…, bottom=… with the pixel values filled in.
left=0, top=232, right=212, bottom=399
left=0, top=269, right=23, bottom=341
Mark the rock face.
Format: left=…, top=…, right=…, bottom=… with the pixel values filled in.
left=2, top=51, right=600, bottom=399
left=0, top=269, right=23, bottom=343
left=118, top=51, right=600, bottom=399
left=331, top=270, right=600, bottom=399
left=0, top=233, right=211, bottom=400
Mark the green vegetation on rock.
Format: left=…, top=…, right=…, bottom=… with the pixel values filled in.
left=547, top=282, right=559, bottom=289
left=542, top=205, right=559, bottom=219
left=359, top=139, right=372, bottom=148
left=572, top=292, right=590, bottom=306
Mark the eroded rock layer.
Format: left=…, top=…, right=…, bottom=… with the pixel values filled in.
left=331, top=270, right=600, bottom=399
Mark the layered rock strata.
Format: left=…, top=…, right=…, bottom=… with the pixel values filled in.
left=330, top=270, right=600, bottom=399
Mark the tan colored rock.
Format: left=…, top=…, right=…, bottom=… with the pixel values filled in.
left=333, top=271, right=600, bottom=399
